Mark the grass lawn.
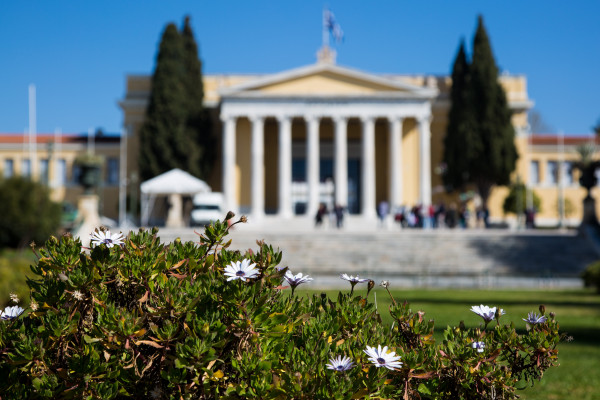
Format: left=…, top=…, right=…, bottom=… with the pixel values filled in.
left=299, top=288, right=600, bottom=400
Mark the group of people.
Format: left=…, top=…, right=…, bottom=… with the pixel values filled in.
left=315, top=201, right=493, bottom=229
left=315, top=203, right=346, bottom=228
left=385, top=202, right=490, bottom=229
left=315, top=200, right=536, bottom=230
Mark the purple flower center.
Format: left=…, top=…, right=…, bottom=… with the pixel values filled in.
left=236, top=270, right=245, bottom=276
left=377, top=357, right=386, bottom=365
left=104, top=238, right=113, bottom=244
left=336, top=365, right=344, bottom=371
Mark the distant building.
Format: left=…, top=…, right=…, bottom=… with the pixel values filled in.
left=125, top=51, right=591, bottom=227
left=1, top=53, right=594, bottom=228
left=0, top=133, right=121, bottom=221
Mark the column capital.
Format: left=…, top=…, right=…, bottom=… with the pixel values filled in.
left=361, top=115, right=377, bottom=123
left=220, top=114, right=238, bottom=123
left=249, top=114, right=265, bottom=124
left=277, top=114, right=293, bottom=123
left=417, top=114, right=433, bottom=125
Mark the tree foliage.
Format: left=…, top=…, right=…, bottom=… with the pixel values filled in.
left=0, top=177, right=61, bottom=249
left=502, top=182, right=541, bottom=215
left=139, top=17, right=213, bottom=181
left=443, top=16, right=518, bottom=206
left=0, top=217, right=563, bottom=399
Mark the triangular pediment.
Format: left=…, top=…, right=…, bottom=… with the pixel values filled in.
left=219, top=63, right=436, bottom=98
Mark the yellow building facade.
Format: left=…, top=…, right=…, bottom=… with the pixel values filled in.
left=0, top=133, right=122, bottom=221
left=124, top=53, right=580, bottom=226
left=3, top=54, right=592, bottom=228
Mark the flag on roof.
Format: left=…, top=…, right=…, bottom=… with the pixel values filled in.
left=324, top=9, right=344, bottom=43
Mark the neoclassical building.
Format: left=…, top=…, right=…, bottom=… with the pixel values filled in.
left=120, top=50, right=537, bottom=224
left=0, top=53, right=594, bottom=227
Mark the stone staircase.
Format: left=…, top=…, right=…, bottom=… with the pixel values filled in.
left=156, top=222, right=599, bottom=289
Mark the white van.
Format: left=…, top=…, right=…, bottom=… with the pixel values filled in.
left=190, top=192, right=224, bottom=226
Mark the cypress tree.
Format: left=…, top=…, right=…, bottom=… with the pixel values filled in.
left=443, top=40, right=477, bottom=191
left=443, top=15, right=518, bottom=207
left=181, top=15, right=214, bottom=180
left=469, top=15, right=517, bottom=205
left=139, top=23, right=187, bottom=181
left=139, top=18, right=214, bottom=181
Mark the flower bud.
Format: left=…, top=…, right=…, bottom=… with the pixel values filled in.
left=539, top=304, right=546, bottom=315
left=367, top=280, right=375, bottom=294
left=549, top=312, right=556, bottom=320
left=240, top=215, right=248, bottom=223
left=225, top=211, right=235, bottom=221
left=380, top=280, right=390, bottom=289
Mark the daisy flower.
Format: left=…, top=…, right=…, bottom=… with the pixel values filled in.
left=90, top=229, right=125, bottom=248
left=326, top=355, right=355, bottom=372
left=224, top=259, right=259, bottom=282
left=340, top=273, right=369, bottom=294
left=1, top=305, right=24, bottom=321
left=523, top=312, right=547, bottom=325
left=471, top=304, right=505, bottom=323
left=284, top=271, right=313, bottom=293
left=471, top=341, right=486, bottom=353
left=364, top=345, right=403, bottom=370
left=72, top=290, right=85, bottom=301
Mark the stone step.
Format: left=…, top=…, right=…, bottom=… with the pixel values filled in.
left=156, top=226, right=598, bottom=287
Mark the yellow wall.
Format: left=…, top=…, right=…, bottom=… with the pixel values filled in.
left=235, top=118, right=252, bottom=209
left=402, top=119, right=419, bottom=206
left=259, top=71, right=403, bottom=95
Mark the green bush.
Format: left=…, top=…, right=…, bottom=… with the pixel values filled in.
left=0, top=249, right=36, bottom=308
left=582, top=260, right=600, bottom=293
left=0, top=177, right=61, bottom=249
left=0, top=215, right=562, bottom=399
left=503, top=182, right=541, bottom=215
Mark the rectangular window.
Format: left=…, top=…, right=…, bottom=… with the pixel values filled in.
left=546, top=161, right=558, bottom=185
left=56, top=159, right=67, bottom=186
left=3, top=159, right=14, bottom=178
left=529, top=161, right=540, bottom=185
left=21, top=159, right=31, bottom=178
left=40, top=159, right=49, bottom=184
left=72, top=164, right=81, bottom=185
left=562, top=161, right=574, bottom=186
left=106, top=157, right=119, bottom=185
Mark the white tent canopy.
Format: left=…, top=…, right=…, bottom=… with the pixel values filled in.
left=141, top=168, right=210, bottom=195
left=140, top=168, right=211, bottom=226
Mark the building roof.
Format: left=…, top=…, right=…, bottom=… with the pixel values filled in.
left=531, top=134, right=599, bottom=146
left=0, top=133, right=120, bottom=145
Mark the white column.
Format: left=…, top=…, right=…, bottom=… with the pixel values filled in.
left=250, top=115, right=265, bottom=219
left=334, top=116, right=348, bottom=207
left=278, top=116, right=293, bottom=218
left=361, top=116, right=377, bottom=218
left=306, top=116, right=320, bottom=217
left=222, top=116, right=238, bottom=213
left=389, top=117, right=403, bottom=209
left=418, top=116, right=432, bottom=207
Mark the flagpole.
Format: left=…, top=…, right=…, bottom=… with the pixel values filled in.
left=28, top=84, right=37, bottom=180
left=322, top=8, right=329, bottom=49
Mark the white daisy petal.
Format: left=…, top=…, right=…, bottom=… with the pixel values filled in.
left=364, top=344, right=402, bottom=370
left=224, top=259, right=260, bottom=282
left=326, top=355, right=355, bottom=372
left=1, top=305, right=24, bottom=320
left=523, top=312, right=547, bottom=324
left=284, top=270, right=313, bottom=288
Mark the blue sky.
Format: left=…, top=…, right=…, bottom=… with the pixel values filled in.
left=1, top=1, right=599, bottom=135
